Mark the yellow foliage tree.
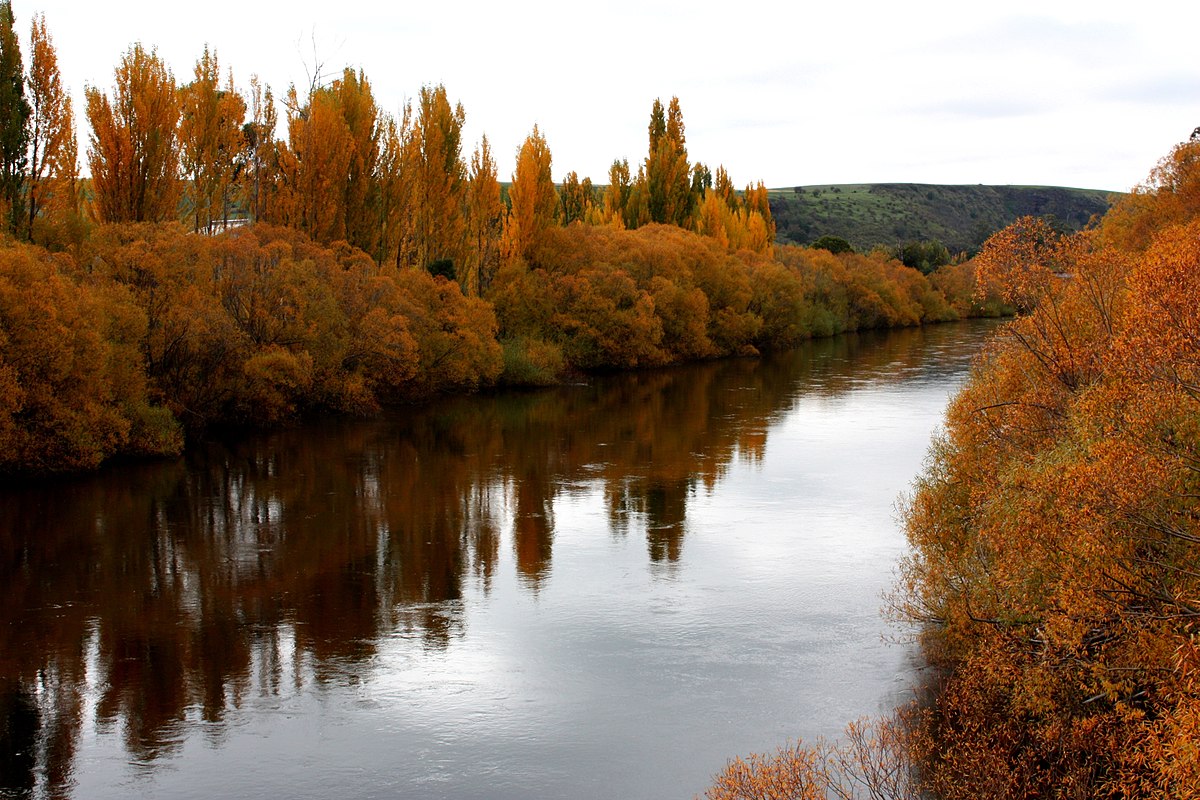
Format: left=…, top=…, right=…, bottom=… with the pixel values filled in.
left=502, top=124, right=558, bottom=264
left=398, top=84, right=468, bottom=276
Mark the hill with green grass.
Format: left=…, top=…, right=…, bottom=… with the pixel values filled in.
left=768, top=183, right=1117, bottom=255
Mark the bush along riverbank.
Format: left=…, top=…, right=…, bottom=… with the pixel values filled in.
left=0, top=219, right=1003, bottom=476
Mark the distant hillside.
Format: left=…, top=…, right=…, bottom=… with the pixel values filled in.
left=768, top=183, right=1117, bottom=255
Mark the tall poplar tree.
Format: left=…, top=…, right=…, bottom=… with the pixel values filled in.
left=399, top=84, right=468, bottom=274
left=0, top=0, right=30, bottom=235
left=240, top=75, right=276, bottom=224
left=178, top=46, right=245, bottom=232
left=465, top=134, right=502, bottom=296
left=502, top=125, right=557, bottom=264
left=335, top=68, right=381, bottom=256
left=25, top=12, right=74, bottom=241
left=85, top=44, right=181, bottom=223
left=644, top=96, right=693, bottom=227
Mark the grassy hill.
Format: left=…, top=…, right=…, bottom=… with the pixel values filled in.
left=768, top=183, right=1117, bottom=255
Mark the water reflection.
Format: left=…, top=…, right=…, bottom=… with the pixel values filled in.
left=0, top=321, right=995, bottom=798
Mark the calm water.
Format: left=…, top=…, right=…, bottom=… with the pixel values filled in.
left=0, top=321, right=995, bottom=800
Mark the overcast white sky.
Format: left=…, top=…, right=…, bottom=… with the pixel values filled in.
left=20, top=0, right=1200, bottom=192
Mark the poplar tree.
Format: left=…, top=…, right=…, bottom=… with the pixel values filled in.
left=241, top=75, right=276, bottom=224
left=178, top=46, right=245, bottom=232
left=399, top=84, right=468, bottom=274
left=0, top=0, right=30, bottom=235
left=502, top=125, right=557, bottom=264
left=85, top=44, right=181, bottom=223
left=602, top=158, right=631, bottom=227
left=559, top=170, right=594, bottom=225
left=25, top=12, right=74, bottom=240
left=644, top=96, right=693, bottom=227
left=336, top=69, right=381, bottom=256
left=465, top=134, right=502, bottom=296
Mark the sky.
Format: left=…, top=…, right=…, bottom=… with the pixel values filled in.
left=20, top=0, right=1200, bottom=192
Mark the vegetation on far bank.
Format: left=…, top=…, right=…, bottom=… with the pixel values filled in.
left=0, top=3, right=1010, bottom=476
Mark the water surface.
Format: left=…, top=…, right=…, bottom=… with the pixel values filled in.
left=0, top=321, right=995, bottom=799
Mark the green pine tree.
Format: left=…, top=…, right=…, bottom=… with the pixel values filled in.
left=0, top=0, right=29, bottom=235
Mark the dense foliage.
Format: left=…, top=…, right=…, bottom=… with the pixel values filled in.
left=703, top=137, right=1200, bottom=799
left=0, top=224, right=502, bottom=472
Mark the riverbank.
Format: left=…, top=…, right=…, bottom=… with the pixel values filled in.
left=0, top=221, right=1007, bottom=477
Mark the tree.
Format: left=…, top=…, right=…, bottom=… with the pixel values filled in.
left=283, top=77, right=351, bottom=242
left=601, top=158, right=631, bottom=227
left=502, top=124, right=557, bottom=264
left=0, top=0, right=29, bottom=234
left=898, top=239, right=950, bottom=273
left=85, top=44, right=181, bottom=223
left=399, top=83, right=468, bottom=274
left=812, top=235, right=853, bottom=254
left=178, top=46, right=245, bottom=232
left=239, top=75, right=276, bottom=224
left=336, top=68, right=382, bottom=256
left=559, top=170, right=594, bottom=225
left=24, top=12, right=75, bottom=242
left=465, top=134, right=503, bottom=295
left=644, top=96, right=694, bottom=227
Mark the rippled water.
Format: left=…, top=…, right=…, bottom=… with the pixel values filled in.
left=0, top=320, right=997, bottom=799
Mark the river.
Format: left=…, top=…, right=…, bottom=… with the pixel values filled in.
left=0, top=320, right=997, bottom=799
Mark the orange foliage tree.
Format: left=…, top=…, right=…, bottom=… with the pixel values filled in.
left=85, top=44, right=181, bottom=223
left=398, top=84, right=468, bottom=275
left=178, top=46, right=245, bottom=233
left=464, top=134, right=503, bottom=296
left=501, top=124, right=558, bottom=264
left=24, top=13, right=77, bottom=243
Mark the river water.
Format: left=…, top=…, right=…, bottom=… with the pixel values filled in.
left=0, top=320, right=996, bottom=799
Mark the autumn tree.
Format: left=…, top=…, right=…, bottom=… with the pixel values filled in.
left=399, top=83, right=468, bottom=275
left=1101, top=136, right=1200, bottom=253
left=336, top=69, right=382, bottom=256
left=282, top=76, right=351, bottom=242
left=601, top=158, right=631, bottom=227
left=24, top=12, right=76, bottom=242
left=694, top=176, right=776, bottom=254
left=277, top=67, right=385, bottom=253
left=743, top=181, right=776, bottom=245
left=85, top=44, right=181, bottom=223
left=644, top=97, right=695, bottom=227
left=896, top=141, right=1200, bottom=796
left=375, top=112, right=406, bottom=265
left=178, top=46, right=246, bottom=232
left=502, top=124, right=558, bottom=264
left=464, top=134, right=503, bottom=296
left=239, top=75, right=276, bottom=224
left=714, top=166, right=736, bottom=207
left=559, top=170, right=594, bottom=225
left=0, top=0, right=28, bottom=235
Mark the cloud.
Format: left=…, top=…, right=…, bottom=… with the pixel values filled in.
left=1101, top=73, right=1200, bottom=105
left=933, top=14, right=1128, bottom=60
left=913, top=95, right=1058, bottom=120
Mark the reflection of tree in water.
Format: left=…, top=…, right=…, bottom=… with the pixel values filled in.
left=0, top=321, right=991, bottom=788
left=514, top=478, right=554, bottom=590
